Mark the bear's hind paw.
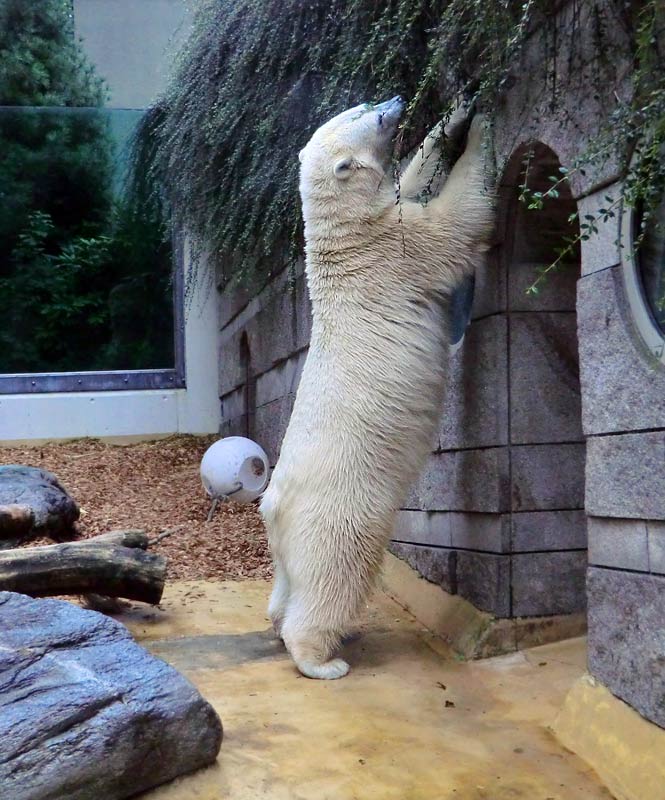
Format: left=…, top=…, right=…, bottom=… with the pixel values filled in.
left=296, top=657, right=350, bottom=680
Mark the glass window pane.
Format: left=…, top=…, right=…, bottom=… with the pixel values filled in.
left=0, top=106, right=174, bottom=374
left=637, top=193, right=665, bottom=334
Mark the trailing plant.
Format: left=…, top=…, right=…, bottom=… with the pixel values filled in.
left=136, top=0, right=663, bottom=291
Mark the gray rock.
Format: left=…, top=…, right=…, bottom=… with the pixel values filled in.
left=0, top=591, right=222, bottom=800
left=585, top=432, right=665, bottom=520
left=587, top=567, right=665, bottom=728
left=456, top=549, right=511, bottom=617
left=450, top=512, right=510, bottom=554
left=0, top=466, right=79, bottom=545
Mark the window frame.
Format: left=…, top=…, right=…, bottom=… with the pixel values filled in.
left=621, top=201, right=665, bottom=365
left=0, top=234, right=186, bottom=394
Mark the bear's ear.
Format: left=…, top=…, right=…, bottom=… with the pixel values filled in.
left=298, top=148, right=305, bottom=163
left=333, top=157, right=354, bottom=180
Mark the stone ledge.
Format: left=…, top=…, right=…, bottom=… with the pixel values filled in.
left=554, top=675, right=665, bottom=800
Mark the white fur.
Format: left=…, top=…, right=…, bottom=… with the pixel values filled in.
left=260, top=101, right=494, bottom=679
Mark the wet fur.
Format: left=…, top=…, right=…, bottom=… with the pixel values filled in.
left=260, top=104, right=494, bottom=679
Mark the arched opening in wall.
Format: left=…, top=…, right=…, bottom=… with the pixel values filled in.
left=499, top=142, right=587, bottom=620
left=239, top=332, right=256, bottom=440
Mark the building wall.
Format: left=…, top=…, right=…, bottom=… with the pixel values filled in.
left=217, top=1, right=665, bottom=729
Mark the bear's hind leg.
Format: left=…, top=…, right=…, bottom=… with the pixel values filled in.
left=281, top=594, right=350, bottom=680
left=268, top=556, right=290, bottom=639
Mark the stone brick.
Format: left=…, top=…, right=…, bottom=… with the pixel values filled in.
left=578, top=184, right=623, bottom=276
left=511, top=509, right=587, bottom=551
left=220, top=386, right=246, bottom=423
left=588, top=567, right=665, bottom=728
left=218, top=328, right=247, bottom=396
left=588, top=516, right=649, bottom=572
left=388, top=542, right=510, bottom=617
left=509, top=312, right=583, bottom=444
left=511, top=443, right=585, bottom=511
left=450, top=512, right=509, bottom=553
left=512, top=551, right=587, bottom=617
left=586, top=432, right=665, bottom=520
left=577, top=266, right=665, bottom=435
left=508, top=262, right=577, bottom=312
left=218, top=280, right=254, bottom=329
left=219, top=273, right=311, bottom=395
left=405, top=448, right=510, bottom=513
left=439, top=316, right=509, bottom=450
left=255, top=350, right=307, bottom=408
left=219, top=415, right=247, bottom=440
left=253, top=394, right=295, bottom=465
left=388, top=542, right=455, bottom=595
left=647, top=521, right=665, bottom=576
left=456, top=549, right=511, bottom=617
left=392, top=510, right=452, bottom=547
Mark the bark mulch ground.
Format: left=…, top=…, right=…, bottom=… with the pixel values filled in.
left=1, top=435, right=271, bottom=581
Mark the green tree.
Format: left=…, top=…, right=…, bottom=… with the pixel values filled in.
left=0, top=0, right=174, bottom=373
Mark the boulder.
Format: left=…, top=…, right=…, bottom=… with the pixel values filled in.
left=0, top=591, right=223, bottom=800
left=0, top=465, right=79, bottom=546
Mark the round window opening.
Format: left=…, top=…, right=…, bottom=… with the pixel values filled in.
left=622, top=191, right=665, bottom=363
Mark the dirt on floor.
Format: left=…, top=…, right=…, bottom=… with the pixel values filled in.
left=1, top=436, right=272, bottom=581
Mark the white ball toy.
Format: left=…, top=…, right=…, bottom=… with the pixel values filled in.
left=200, top=436, right=269, bottom=504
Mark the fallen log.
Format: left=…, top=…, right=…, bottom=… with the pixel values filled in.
left=0, top=539, right=166, bottom=604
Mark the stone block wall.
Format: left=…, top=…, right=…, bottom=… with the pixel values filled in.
left=218, top=265, right=311, bottom=466
left=215, top=0, right=665, bottom=731
left=577, top=228, right=665, bottom=729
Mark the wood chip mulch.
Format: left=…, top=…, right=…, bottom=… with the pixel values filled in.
left=1, top=435, right=272, bottom=581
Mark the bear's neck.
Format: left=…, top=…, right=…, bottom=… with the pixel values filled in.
left=303, top=199, right=393, bottom=276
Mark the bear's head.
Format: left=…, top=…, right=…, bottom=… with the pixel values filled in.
left=299, top=96, right=404, bottom=227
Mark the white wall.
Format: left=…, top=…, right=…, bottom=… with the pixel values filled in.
left=74, top=0, right=192, bottom=109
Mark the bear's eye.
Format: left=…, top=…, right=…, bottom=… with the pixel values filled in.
left=378, top=112, right=384, bottom=128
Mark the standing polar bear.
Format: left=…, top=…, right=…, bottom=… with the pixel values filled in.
left=260, top=96, right=494, bottom=679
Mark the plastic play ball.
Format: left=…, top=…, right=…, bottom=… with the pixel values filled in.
left=200, top=437, right=270, bottom=503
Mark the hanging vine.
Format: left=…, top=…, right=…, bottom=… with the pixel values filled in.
left=131, top=0, right=664, bottom=290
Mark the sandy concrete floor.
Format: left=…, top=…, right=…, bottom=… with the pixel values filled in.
left=118, top=581, right=612, bottom=800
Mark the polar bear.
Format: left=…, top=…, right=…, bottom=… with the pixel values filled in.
left=260, top=96, right=494, bottom=679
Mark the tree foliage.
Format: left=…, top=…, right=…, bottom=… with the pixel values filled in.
left=0, top=0, right=174, bottom=374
